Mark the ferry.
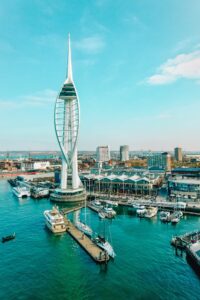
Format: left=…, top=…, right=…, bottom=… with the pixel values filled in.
left=44, top=205, right=66, bottom=233
left=145, top=207, right=158, bottom=218
left=12, top=187, right=31, bottom=198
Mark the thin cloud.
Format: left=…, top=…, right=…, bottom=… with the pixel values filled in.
left=147, top=50, right=200, bottom=85
left=74, top=36, right=105, bottom=54
left=0, top=89, right=57, bottom=109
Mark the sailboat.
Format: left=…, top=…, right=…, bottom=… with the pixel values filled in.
left=94, top=235, right=116, bottom=258
left=73, top=199, right=93, bottom=237
left=93, top=219, right=116, bottom=258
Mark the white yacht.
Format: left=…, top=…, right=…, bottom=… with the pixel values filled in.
left=160, top=211, right=170, bottom=222
left=94, top=236, right=116, bottom=258
left=103, top=205, right=116, bottom=216
left=92, top=200, right=103, bottom=209
left=145, top=207, right=158, bottom=218
left=136, top=208, right=147, bottom=217
left=44, top=206, right=66, bottom=233
left=133, top=203, right=145, bottom=211
left=12, top=187, right=31, bottom=198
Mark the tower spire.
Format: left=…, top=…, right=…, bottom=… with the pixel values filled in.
left=66, top=33, right=73, bottom=83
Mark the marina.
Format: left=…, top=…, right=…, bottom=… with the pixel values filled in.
left=0, top=179, right=200, bottom=299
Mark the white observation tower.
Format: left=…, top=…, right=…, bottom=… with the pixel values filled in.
left=51, top=35, right=86, bottom=203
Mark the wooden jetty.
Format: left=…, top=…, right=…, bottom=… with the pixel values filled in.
left=63, top=217, right=109, bottom=263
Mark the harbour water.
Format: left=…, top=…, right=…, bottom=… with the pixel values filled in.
left=0, top=180, right=200, bottom=300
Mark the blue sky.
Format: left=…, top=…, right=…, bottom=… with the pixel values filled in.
left=1, top=0, right=200, bottom=151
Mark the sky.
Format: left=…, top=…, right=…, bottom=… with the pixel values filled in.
left=0, top=0, right=200, bottom=151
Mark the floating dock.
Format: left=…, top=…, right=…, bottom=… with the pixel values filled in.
left=63, top=217, right=109, bottom=263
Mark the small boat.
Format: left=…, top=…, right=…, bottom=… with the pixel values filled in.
left=2, top=233, right=15, bottom=243
left=98, top=211, right=106, bottom=219
left=136, top=208, right=147, bottom=217
left=92, top=200, right=103, bottom=209
left=145, top=207, right=158, bottom=218
left=171, top=217, right=180, bottom=224
left=132, top=203, right=145, bottom=211
left=93, top=235, right=116, bottom=258
left=103, top=205, right=116, bottom=216
left=160, top=211, right=170, bottom=222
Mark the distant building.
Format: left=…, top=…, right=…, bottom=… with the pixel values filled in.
left=120, top=145, right=129, bottom=161
left=21, top=161, right=50, bottom=171
left=96, top=146, right=110, bottom=162
left=148, top=152, right=171, bottom=171
left=168, top=178, right=200, bottom=201
left=174, top=147, right=182, bottom=161
left=172, top=167, right=200, bottom=178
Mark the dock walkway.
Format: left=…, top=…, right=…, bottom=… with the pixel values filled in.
left=63, top=217, right=109, bottom=263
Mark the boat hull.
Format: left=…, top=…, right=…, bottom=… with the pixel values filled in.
left=45, top=220, right=66, bottom=233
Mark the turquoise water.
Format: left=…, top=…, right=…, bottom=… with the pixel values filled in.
left=0, top=180, right=199, bottom=300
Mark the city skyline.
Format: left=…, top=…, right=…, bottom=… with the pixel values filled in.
left=1, top=1, right=200, bottom=151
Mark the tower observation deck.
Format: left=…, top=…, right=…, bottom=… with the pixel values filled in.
left=51, top=35, right=86, bottom=203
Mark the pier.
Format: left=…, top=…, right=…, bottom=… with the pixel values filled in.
left=61, top=206, right=109, bottom=263
left=62, top=215, right=109, bottom=263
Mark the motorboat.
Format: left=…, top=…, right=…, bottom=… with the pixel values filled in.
left=171, top=217, right=180, bottom=224
left=160, top=211, right=170, bottom=222
left=103, top=200, right=118, bottom=207
left=132, top=203, right=145, bottom=211
left=144, top=207, right=158, bottom=218
left=98, top=211, right=106, bottom=219
left=44, top=205, right=66, bottom=233
left=103, top=205, right=116, bottom=216
left=31, top=187, right=49, bottom=199
left=136, top=208, right=147, bottom=217
left=93, top=235, right=116, bottom=258
left=12, top=187, right=31, bottom=198
left=92, top=200, right=103, bottom=209
left=2, top=233, right=15, bottom=243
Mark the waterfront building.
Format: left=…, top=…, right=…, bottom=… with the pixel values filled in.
left=172, top=167, right=200, bottom=178
left=120, top=145, right=129, bottom=161
left=168, top=178, right=200, bottom=201
left=21, top=161, right=50, bottom=171
left=174, top=147, right=183, bottom=162
left=96, top=146, right=110, bottom=162
left=148, top=152, right=171, bottom=171
left=81, top=172, right=161, bottom=196
left=50, top=35, right=86, bottom=203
